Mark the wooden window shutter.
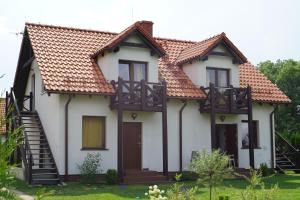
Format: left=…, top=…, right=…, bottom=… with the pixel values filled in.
left=82, top=116, right=105, bottom=149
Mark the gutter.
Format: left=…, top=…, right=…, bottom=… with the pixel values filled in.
left=65, top=95, right=72, bottom=181
left=179, top=101, right=187, bottom=172
left=270, top=105, right=278, bottom=169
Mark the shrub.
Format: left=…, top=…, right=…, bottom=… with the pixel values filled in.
left=77, top=153, right=102, bottom=183
left=167, top=174, right=198, bottom=200
left=179, top=171, right=199, bottom=181
left=189, top=149, right=233, bottom=200
left=218, top=195, right=230, bottom=200
left=105, top=169, right=118, bottom=185
left=145, top=185, right=167, bottom=200
left=259, top=163, right=274, bottom=177
left=238, top=169, right=279, bottom=200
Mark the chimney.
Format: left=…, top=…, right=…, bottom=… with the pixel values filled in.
left=139, top=21, right=153, bottom=36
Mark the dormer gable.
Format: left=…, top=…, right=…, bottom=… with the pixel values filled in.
left=175, top=33, right=247, bottom=65
left=91, top=21, right=165, bottom=58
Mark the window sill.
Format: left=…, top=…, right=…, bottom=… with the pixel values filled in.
left=241, top=146, right=261, bottom=150
left=81, top=148, right=109, bottom=151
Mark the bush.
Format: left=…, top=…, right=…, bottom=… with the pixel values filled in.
left=177, top=171, right=199, bottom=181
left=77, top=153, right=102, bottom=183
left=238, top=169, right=279, bottom=200
left=218, top=195, right=230, bottom=200
left=105, top=169, right=118, bottom=185
left=259, top=163, right=274, bottom=177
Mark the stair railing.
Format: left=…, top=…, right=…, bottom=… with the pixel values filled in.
left=275, top=132, right=300, bottom=171
left=9, top=89, right=34, bottom=184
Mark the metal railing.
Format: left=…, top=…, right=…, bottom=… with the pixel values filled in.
left=7, top=89, right=33, bottom=184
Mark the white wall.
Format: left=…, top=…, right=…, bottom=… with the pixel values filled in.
left=182, top=45, right=240, bottom=87
left=24, top=59, right=63, bottom=174
left=167, top=100, right=211, bottom=171
left=97, top=35, right=159, bottom=83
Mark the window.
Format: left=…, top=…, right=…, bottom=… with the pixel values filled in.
left=206, top=67, right=229, bottom=87
left=119, top=60, right=147, bottom=81
left=241, top=120, right=259, bottom=148
left=82, top=116, right=106, bottom=149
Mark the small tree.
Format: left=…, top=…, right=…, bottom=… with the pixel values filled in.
left=189, top=149, right=233, bottom=200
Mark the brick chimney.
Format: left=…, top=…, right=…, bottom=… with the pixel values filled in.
left=139, top=21, right=153, bottom=36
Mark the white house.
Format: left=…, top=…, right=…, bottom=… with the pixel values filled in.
left=9, top=21, right=291, bottom=184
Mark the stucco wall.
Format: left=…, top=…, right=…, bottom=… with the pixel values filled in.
left=182, top=45, right=240, bottom=87
left=97, top=35, right=159, bottom=83
left=24, top=59, right=63, bottom=174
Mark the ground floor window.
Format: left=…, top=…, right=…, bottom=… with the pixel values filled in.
left=241, top=120, right=259, bottom=148
left=82, top=116, right=106, bottom=149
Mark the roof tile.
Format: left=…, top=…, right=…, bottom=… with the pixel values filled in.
left=25, top=22, right=290, bottom=102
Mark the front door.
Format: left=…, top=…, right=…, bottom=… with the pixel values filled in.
left=123, top=122, right=142, bottom=171
left=216, top=124, right=238, bottom=166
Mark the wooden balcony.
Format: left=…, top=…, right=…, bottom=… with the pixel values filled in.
left=200, top=84, right=251, bottom=114
left=110, top=78, right=167, bottom=112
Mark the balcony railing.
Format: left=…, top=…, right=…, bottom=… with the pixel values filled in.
left=110, top=78, right=167, bottom=112
left=200, top=84, right=250, bottom=114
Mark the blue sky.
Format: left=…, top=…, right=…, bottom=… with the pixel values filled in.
left=0, top=0, right=299, bottom=94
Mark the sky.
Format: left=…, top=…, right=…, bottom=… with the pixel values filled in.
left=0, top=0, right=299, bottom=94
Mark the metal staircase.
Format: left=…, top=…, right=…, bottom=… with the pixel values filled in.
left=7, top=90, right=60, bottom=185
left=275, top=132, right=300, bottom=173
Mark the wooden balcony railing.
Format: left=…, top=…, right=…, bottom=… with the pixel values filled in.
left=110, top=78, right=167, bottom=112
left=200, top=84, right=250, bottom=114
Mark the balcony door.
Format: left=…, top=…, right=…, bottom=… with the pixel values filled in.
left=119, top=60, right=147, bottom=81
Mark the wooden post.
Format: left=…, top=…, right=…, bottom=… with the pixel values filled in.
left=5, top=91, right=9, bottom=138
left=247, top=86, right=255, bottom=168
left=141, top=79, right=146, bottom=110
left=210, top=83, right=217, bottom=149
left=29, top=92, right=33, bottom=111
left=117, top=77, right=124, bottom=180
left=162, top=80, right=168, bottom=177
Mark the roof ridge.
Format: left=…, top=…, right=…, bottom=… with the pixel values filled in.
left=25, top=22, right=118, bottom=35
left=155, top=36, right=197, bottom=44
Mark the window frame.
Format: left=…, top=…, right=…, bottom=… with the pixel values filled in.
left=118, top=60, right=148, bottom=82
left=206, top=67, right=230, bottom=87
left=241, top=120, right=260, bottom=149
left=81, top=116, right=108, bottom=151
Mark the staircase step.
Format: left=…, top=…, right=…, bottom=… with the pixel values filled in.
left=31, top=178, right=59, bottom=185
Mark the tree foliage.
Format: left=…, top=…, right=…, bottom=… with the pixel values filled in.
left=189, top=150, right=233, bottom=200
left=258, top=59, right=300, bottom=140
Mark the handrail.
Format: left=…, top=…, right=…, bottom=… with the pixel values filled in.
left=9, top=89, right=34, bottom=183
left=275, top=131, right=299, bottom=152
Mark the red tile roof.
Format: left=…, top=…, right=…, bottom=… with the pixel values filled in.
left=0, top=98, right=6, bottom=134
left=24, top=22, right=290, bottom=103
left=240, top=62, right=291, bottom=103
left=175, top=32, right=247, bottom=65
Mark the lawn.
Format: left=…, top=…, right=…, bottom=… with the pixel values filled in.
left=12, top=173, right=300, bottom=200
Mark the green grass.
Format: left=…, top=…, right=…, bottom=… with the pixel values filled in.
left=11, top=173, right=300, bottom=200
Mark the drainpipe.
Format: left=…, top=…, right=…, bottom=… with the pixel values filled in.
left=270, top=105, right=278, bottom=169
left=179, top=101, right=187, bottom=172
left=65, top=95, right=72, bottom=181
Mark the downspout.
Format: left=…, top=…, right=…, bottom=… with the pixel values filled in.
left=179, top=101, right=187, bottom=172
left=270, top=105, right=278, bottom=169
left=65, top=95, right=72, bottom=181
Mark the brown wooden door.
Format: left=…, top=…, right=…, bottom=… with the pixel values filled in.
left=123, top=122, right=142, bottom=171
left=225, top=124, right=238, bottom=166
